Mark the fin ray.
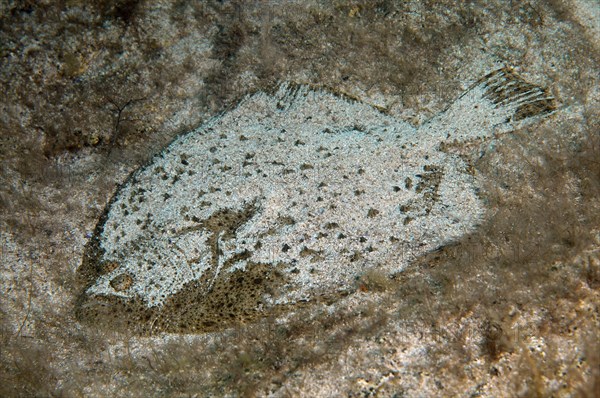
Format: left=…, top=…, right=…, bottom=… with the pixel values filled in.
left=424, top=67, right=557, bottom=144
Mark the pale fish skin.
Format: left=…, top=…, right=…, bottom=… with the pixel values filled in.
left=77, top=68, right=555, bottom=333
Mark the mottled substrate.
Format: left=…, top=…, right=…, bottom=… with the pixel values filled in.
left=77, top=69, right=555, bottom=334
left=1, top=1, right=598, bottom=397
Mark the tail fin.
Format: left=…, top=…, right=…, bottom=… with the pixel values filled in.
left=424, top=67, right=557, bottom=143
left=478, top=68, right=556, bottom=122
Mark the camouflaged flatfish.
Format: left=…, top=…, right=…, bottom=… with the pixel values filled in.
left=77, top=68, right=555, bottom=333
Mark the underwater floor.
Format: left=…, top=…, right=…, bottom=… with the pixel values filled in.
left=1, top=1, right=598, bottom=396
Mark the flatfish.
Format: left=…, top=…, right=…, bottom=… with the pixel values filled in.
left=77, top=68, right=555, bottom=333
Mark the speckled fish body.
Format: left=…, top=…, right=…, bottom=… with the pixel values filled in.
left=77, top=68, right=555, bottom=333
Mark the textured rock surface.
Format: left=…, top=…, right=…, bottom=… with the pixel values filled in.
left=78, top=69, right=554, bottom=333
left=1, top=1, right=597, bottom=396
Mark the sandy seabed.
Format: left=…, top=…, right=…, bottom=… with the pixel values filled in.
left=1, top=1, right=598, bottom=397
